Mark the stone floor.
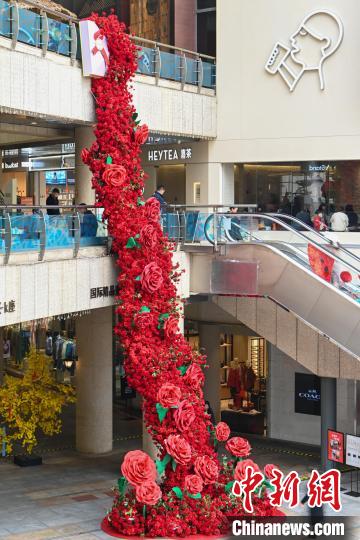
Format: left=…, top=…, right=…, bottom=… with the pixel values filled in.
left=0, top=435, right=360, bottom=539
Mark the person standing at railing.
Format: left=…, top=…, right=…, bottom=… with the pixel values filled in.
left=152, top=185, right=167, bottom=213
left=312, top=205, right=328, bottom=232
left=79, top=203, right=98, bottom=237
left=46, top=188, right=60, bottom=216
left=330, top=206, right=349, bottom=232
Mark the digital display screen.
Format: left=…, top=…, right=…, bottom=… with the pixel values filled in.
left=328, top=430, right=344, bottom=464
left=45, top=170, right=67, bottom=185
left=294, top=373, right=321, bottom=416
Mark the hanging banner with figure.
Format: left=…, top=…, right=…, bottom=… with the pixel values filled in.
left=79, top=19, right=110, bottom=78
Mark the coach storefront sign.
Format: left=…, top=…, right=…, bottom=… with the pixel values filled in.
left=145, top=146, right=194, bottom=165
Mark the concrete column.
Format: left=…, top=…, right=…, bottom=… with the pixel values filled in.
left=186, top=163, right=235, bottom=207
left=199, top=324, right=221, bottom=423
left=76, top=307, right=113, bottom=454
left=75, top=126, right=95, bottom=205
left=321, top=377, right=337, bottom=471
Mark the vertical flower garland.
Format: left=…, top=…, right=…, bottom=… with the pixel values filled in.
left=85, top=14, right=279, bottom=537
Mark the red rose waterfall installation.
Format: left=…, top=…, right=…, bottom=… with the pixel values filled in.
left=84, top=13, right=280, bottom=538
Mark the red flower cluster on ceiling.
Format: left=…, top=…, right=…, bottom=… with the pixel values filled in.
left=84, top=13, right=280, bottom=537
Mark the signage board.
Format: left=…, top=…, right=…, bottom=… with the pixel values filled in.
left=294, top=373, right=321, bottom=416
left=147, top=147, right=192, bottom=163
left=79, top=19, right=110, bottom=78
left=346, top=434, right=360, bottom=468
left=328, top=430, right=344, bottom=464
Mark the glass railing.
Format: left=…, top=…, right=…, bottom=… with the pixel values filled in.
left=0, top=0, right=216, bottom=91
left=0, top=206, right=107, bottom=263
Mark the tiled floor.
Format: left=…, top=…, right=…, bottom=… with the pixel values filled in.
left=0, top=436, right=360, bottom=539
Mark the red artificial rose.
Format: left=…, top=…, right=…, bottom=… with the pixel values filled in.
left=103, top=164, right=127, bottom=188
left=157, top=383, right=182, bottom=408
left=141, top=262, right=163, bottom=294
left=135, top=124, right=149, bottom=145
left=134, top=310, right=153, bottom=329
left=263, top=464, right=281, bottom=480
left=194, top=455, right=219, bottom=485
left=183, top=363, right=205, bottom=391
left=140, top=223, right=158, bottom=250
left=226, top=437, right=251, bottom=458
left=215, top=422, right=231, bottom=442
left=234, top=459, right=260, bottom=481
left=184, top=474, right=204, bottom=495
left=135, top=481, right=161, bottom=506
left=164, top=434, right=192, bottom=465
left=174, top=401, right=196, bottom=432
left=121, top=450, right=156, bottom=486
left=145, top=197, right=160, bottom=222
left=81, top=148, right=90, bottom=164
left=164, top=316, right=179, bottom=339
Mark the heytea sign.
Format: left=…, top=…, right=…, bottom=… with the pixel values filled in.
left=148, top=147, right=192, bottom=163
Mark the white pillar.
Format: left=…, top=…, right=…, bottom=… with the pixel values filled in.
left=75, top=126, right=95, bottom=205
left=76, top=307, right=113, bottom=454
left=186, top=163, right=234, bottom=207
left=199, top=324, right=221, bottom=423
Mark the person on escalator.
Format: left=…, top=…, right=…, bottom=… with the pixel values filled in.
left=294, top=209, right=313, bottom=230
left=312, top=205, right=328, bottom=232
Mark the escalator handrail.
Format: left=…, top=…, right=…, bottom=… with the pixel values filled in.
left=268, top=212, right=360, bottom=267
left=204, top=212, right=360, bottom=276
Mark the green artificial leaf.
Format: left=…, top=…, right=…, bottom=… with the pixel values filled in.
left=132, top=113, right=138, bottom=121
left=137, top=197, right=145, bottom=206
left=125, top=237, right=138, bottom=249
left=172, top=459, right=177, bottom=472
left=118, top=476, right=127, bottom=495
left=156, top=403, right=169, bottom=423
left=143, top=504, right=146, bottom=518
left=225, top=481, right=234, bottom=493
left=156, top=453, right=171, bottom=475
left=139, top=306, right=151, bottom=314
left=187, top=492, right=201, bottom=500
left=172, top=487, right=183, bottom=500
left=177, top=365, right=189, bottom=376
left=159, top=313, right=170, bottom=321
left=135, top=275, right=141, bottom=281
left=106, top=155, right=113, bottom=164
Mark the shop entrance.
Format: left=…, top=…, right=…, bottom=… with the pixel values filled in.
left=185, top=321, right=269, bottom=437
left=156, top=164, right=186, bottom=204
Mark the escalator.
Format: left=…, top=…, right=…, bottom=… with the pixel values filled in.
left=185, top=212, right=360, bottom=359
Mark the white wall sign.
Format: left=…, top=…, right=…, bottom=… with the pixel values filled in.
left=346, top=434, right=360, bottom=468
left=79, top=20, right=110, bottom=78
left=265, top=10, right=343, bottom=92
left=148, top=147, right=192, bottom=162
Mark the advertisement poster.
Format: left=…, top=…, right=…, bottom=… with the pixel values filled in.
left=294, top=373, right=321, bottom=416
left=328, top=430, right=344, bottom=464
left=346, top=434, right=360, bottom=468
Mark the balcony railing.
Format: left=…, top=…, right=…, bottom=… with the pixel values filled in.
left=0, top=0, right=216, bottom=91
left=0, top=205, right=107, bottom=264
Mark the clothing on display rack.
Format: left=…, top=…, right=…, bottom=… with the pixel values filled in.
left=53, top=335, right=77, bottom=374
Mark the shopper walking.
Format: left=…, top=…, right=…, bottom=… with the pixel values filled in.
left=46, top=188, right=60, bottom=216
left=294, top=209, right=313, bottom=230
left=330, top=206, right=349, bottom=232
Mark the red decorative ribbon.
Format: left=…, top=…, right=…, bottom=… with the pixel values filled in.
left=91, top=29, right=109, bottom=66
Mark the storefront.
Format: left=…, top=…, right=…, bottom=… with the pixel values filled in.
left=185, top=320, right=269, bottom=436
left=235, top=161, right=360, bottom=224
left=1, top=143, right=75, bottom=207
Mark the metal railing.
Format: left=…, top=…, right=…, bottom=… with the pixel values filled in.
left=0, top=0, right=216, bottom=90
left=0, top=205, right=107, bottom=264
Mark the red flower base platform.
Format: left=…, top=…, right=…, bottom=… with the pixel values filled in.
left=101, top=512, right=286, bottom=539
